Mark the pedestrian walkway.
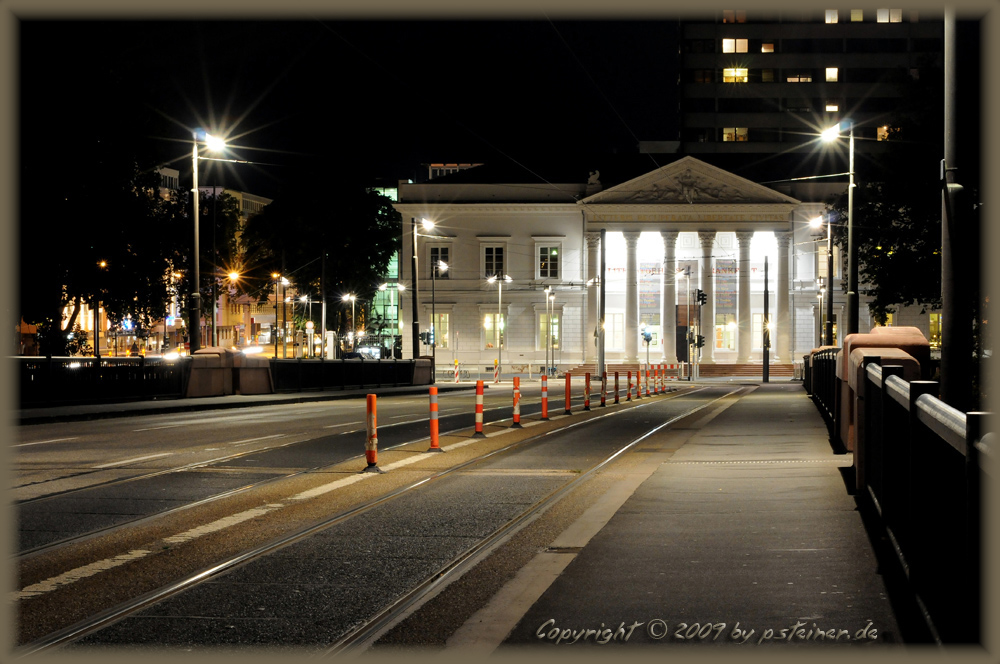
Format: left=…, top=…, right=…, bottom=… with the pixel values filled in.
left=484, top=383, right=923, bottom=649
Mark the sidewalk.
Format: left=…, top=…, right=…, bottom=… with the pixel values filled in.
left=492, top=382, right=923, bottom=649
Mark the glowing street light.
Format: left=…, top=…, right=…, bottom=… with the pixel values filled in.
left=190, top=130, right=226, bottom=354
left=430, top=260, right=447, bottom=384
left=487, top=274, right=512, bottom=383
left=810, top=215, right=835, bottom=346
left=821, top=120, right=857, bottom=336
left=343, top=293, right=357, bottom=350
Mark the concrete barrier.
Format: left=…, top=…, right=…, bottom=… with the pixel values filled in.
left=187, top=348, right=232, bottom=397
left=233, top=352, right=272, bottom=395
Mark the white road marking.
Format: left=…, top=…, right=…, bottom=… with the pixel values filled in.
left=14, top=437, right=80, bottom=448
left=324, top=420, right=365, bottom=429
left=14, top=550, right=152, bottom=600
left=93, top=453, right=172, bottom=469
left=227, top=434, right=287, bottom=446
left=162, top=504, right=284, bottom=545
left=132, top=424, right=185, bottom=432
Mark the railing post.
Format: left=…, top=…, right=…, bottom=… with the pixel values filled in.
left=856, top=356, right=880, bottom=495
left=879, top=365, right=905, bottom=530
left=905, top=380, right=939, bottom=591
left=965, top=411, right=986, bottom=644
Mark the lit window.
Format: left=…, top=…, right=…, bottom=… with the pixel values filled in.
left=877, top=8, right=889, bottom=22
left=538, top=245, right=560, bottom=279
left=430, top=246, right=449, bottom=278
left=786, top=72, right=812, bottom=83
left=762, top=69, right=774, bottom=82
left=693, top=69, right=714, bottom=83
left=761, top=42, right=774, bottom=53
left=723, top=68, right=749, bottom=83
left=722, top=38, right=748, bottom=53
left=826, top=67, right=839, bottom=82
left=851, top=9, right=863, bottom=21
left=825, top=10, right=838, bottom=23
left=433, top=313, right=449, bottom=349
left=722, top=10, right=746, bottom=23
left=539, top=313, right=560, bottom=351
left=929, top=313, right=942, bottom=348
left=722, top=127, right=749, bottom=142
left=483, top=313, right=506, bottom=350
left=825, top=103, right=839, bottom=112
left=890, top=9, right=902, bottom=22
left=877, top=125, right=891, bottom=141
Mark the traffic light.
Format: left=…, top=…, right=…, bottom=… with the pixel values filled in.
left=695, top=335, right=705, bottom=348
left=696, top=289, right=707, bottom=305
left=419, top=331, right=430, bottom=344
left=642, top=331, right=652, bottom=343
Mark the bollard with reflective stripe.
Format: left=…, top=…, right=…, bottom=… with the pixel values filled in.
left=363, top=394, right=383, bottom=472
left=427, top=386, right=443, bottom=452
left=614, top=372, right=620, bottom=404
left=473, top=380, right=486, bottom=437
left=493, top=359, right=499, bottom=384
left=656, top=365, right=661, bottom=394
left=645, top=368, right=651, bottom=397
left=584, top=372, right=591, bottom=410
left=601, top=371, right=607, bottom=407
left=541, top=375, right=549, bottom=420
left=565, top=372, right=572, bottom=415
left=626, top=371, right=632, bottom=401
left=454, top=359, right=459, bottom=383
left=512, top=376, right=522, bottom=428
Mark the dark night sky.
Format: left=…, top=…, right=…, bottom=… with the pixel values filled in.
left=21, top=19, right=680, bottom=199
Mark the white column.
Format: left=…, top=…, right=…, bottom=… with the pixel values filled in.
left=775, top=231, right=792, bottom=363
left=660, top=230, right=679, bottom=363
left=623, top=231, right=640, bottom=363
left=585, top=232, right=601, bottom=364
left=698, top=231, right=716, bottom=364
left=736, top=231, right=753, bottom=364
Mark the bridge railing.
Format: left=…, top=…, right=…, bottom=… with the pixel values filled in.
left=18, top=356, right=190, bottom=407
left=860, top=359, right=990, bottom=644
left=269, top=358, right=420, bottom=393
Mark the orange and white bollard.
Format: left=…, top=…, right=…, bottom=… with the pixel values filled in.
left=493, top=358, right=500, bottom=383
left=454, top=359, right=460, bottom=383
left=584, top=372, right=591, bottom=411
left=363, top=394, right=382, bottom=472
left=512, top=376, right=522, bottom=428
left=614, top=372, right=620, bottom=404
left=427, top=386, right=443, bottom=452
left=655, top=364, right=661, bottom=394
left=626, top=371, right=632, bottom=401
left=565, top=372, right=572, bottom=415
left=645, top=368, right=651, bottom=397
left=473, top=380, right=486, bottom=437
left=601, top=371, right=607, bottom=407
left=541, top=374, right=549, bottom=420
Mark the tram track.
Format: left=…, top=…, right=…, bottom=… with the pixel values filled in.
left=16, top=385, right=725, bottom=655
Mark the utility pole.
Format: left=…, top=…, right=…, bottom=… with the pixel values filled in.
left=763, top=256, right=770, bottom=383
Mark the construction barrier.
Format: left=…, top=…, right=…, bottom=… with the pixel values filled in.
left=493, top=359, right=499, bottom=383
left=541, top=375, right=549, bottom=420
left=427, top=386, right=442, bottom=452
left=512, top=376, right=522, bottom=427
left=473, top=380, right=486, bottom=437
left=601, top=371, right=607, bottom=407
left=363, top=394, right=382, bottom=473
left=614, top=372, right=620, bottom=404
left=584, top=372, right=591, bottom=411
left=565, top=372, right=572, bottom=415
left=454, top=360, right=459, bottom=383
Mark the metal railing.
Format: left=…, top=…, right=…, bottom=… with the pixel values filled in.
left=270, top=358, right=416, bottom=393
left=809, top=348, right=839, bottom=428
left=18, top=356, right=190, bottom=407
left=861, top=359, right=989, bottom=644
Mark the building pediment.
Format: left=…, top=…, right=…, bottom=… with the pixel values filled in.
left=580, top=156, right=799, bottom=206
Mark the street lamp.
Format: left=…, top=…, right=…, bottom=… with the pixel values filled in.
left=822, top=121, right=857, bottom=336
left=342, top=294, right=357, bottom=351
left=431, top=260, right=447, bottom=384
left=410, top=217, right=436, bottom=359
left=677, top=267, right=692, bottom=380
left=548, top=291, right=556, bottom=376
left=817, top=286, right=827, bottom=348
left=810, top=215, right=835, bottom=346
left=190, top=131, right=226, bottom=354
left=487, top=274, right=512, bottom=383
left=271, top=272, right=281, bottom=358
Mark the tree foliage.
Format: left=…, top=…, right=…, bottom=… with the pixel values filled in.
left=240, top=169, right=401, bottom=333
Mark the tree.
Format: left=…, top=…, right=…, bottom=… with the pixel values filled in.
left=827, top=57, right=947, bottom=326
left=239, top=168, right=401, bottom=335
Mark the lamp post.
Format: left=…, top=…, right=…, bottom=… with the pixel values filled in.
left=431, top=260, right=448, bottom=384
left=678, top=267, right=691, bottom=380
left=822, top=121, right=857, bottom=336
left=817, top=287, right=826, bottom=348
left=342, top=294, right=357, bottom=351
left=548, top=292, right=555, bottom=375
left=411, top=218, right=436, bottom=359
left=189, top=131, right=226, bottom=354
left=544, top=286, right=552, bottom=375
left=487, top=274, right=512, bottom=382
left=810, top=215, right=835, bottom=346
left=271, top=273, right=280, bottom=358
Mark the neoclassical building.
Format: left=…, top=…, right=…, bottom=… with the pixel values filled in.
left=394, top=155, right=874, bottom=375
